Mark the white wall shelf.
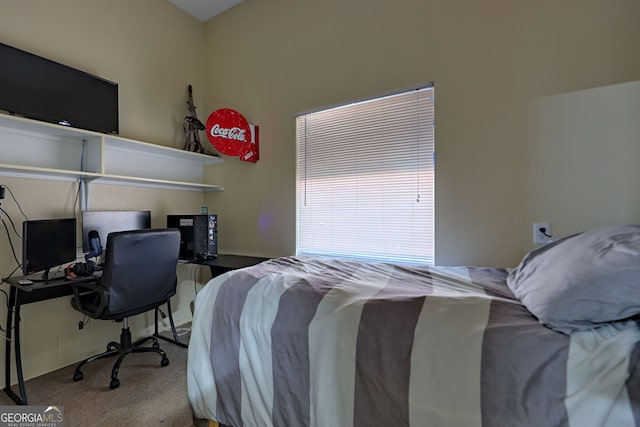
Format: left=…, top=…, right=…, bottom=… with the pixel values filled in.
left=0, top=113, right=223, bottom=191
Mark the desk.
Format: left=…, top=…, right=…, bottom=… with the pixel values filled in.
left=4, top=274, right=98, bottom=405
left=3, top=272, right=184, bottom=405
left=154, top=254, right=270, bottom=348
left=190, top=254, right=270, bottom=277
left=3, top=255, right=269, bottom=405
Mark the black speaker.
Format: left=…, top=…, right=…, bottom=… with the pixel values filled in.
left=167, top=214, right=217, bottom=260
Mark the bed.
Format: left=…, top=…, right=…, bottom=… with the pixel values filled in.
left=187, top=225, right=640, bottom=427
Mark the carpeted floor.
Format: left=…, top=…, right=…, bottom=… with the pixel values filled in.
left=0, top=331, right=195, bottom=427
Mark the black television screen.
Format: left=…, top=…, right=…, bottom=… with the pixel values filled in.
left=22, top=218, right=77, bottom=280
left=0, top=42, right=118, bottom=134
left=81, top=210, right=151, bottom=253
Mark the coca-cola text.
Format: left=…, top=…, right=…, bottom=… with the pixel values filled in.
left=210, top=124, right=247, bottom=142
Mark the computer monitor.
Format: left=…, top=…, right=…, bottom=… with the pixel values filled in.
left=81, top=210, right=151, bottom=254
left=22, top=218, right=76, bottom=280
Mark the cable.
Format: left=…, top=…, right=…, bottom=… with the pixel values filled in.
left=78, top=315, right=89, bottom=330
left=2, top=218, right=21, bottom=267
left=1, top=208, right=21, bottom=238
left=539, top=227, right=552, bottom=238
left=1, top=265, right=21, bottom=284
left=0, top=185, right=25, bottom=339
left=0, top=269, right=19, bottom=337
left=0, top=287, right=10, bottom=334
left=72, top=178, right=81, bottom=219
left=0, top=186, right=26, bottom=271
left=192, top=264, right=202, bottom=295
left=2, top=185, right=27, bottom=220
left=174, top=326, right=191, bottom=336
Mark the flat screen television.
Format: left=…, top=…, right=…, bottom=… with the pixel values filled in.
left=22, top=218, right=77, bottom=281
left=0, top=42, right=119, bottom=134
left=81, top=210, right=151, bottom=254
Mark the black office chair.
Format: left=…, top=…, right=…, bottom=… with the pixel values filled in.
left=69, top=228, right=181, bottom=390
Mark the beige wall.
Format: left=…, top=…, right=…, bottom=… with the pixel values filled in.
left=525, top=81, right=640, bottom=238
left=203, top=0, right=640, bottom=267
left=0, top=0, right=208, bottom=382
left=0, top=0, right=206, bottom=147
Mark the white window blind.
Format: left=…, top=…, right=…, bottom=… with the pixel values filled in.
left=296, top=85, right=435, bottom=264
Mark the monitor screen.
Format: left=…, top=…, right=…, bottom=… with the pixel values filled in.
left=0, top=42, right=119, bottom=134
left=22, top=218, right=77, bottom=280
left=81, top=210, right=151, bottom=253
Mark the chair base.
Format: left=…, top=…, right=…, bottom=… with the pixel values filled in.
left=73, top=324, right=169, bottom=390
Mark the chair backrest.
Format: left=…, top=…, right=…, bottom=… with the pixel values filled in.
left=100, top=228, right=181, bottom=319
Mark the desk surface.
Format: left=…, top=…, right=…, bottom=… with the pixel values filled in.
left=7, top=254, right=269, bottom=291
left=189, top=254, right=270, bottom=270
left=5, top=273, right=99, bottom=293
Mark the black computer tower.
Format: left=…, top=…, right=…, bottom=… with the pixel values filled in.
left=167, top=214, right=217, bottom=259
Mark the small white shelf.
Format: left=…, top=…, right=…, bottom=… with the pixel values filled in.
left=0, top=113, right=223, bottom=191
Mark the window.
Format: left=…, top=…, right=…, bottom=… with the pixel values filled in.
left=296, top=85, right=435, bottom=264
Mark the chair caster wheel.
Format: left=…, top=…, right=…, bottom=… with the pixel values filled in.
left=161, top=357, right=170, bottom=367
left=110, top=378, right=120, bottom=390
left=73, top=371, right=84, bottom=382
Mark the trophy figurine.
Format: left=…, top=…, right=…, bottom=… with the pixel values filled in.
left=182, top=85, right=206, bottom=153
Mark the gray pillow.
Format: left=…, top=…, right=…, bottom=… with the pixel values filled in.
left=507, top=225, right=640, bottom=334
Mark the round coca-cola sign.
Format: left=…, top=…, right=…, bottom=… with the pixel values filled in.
left=206, top=108, right=251, bottom=156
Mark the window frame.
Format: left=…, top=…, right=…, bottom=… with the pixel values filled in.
left=295, top=84, right=435, bottom=264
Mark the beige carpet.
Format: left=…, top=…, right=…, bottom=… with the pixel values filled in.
left=0, top=332, right=195, bottom=427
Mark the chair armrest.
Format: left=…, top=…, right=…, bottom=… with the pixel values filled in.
left=69, top=281, right=109, bottom=318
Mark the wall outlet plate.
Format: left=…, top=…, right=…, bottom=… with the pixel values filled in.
left=533, top=222, right=552, bottom=244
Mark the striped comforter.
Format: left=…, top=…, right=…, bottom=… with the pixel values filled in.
left=187, top=256, right=640, bottom=427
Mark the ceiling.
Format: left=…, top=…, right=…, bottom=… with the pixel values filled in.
left=168, top=0, right=245, bottom=22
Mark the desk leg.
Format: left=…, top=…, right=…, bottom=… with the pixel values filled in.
left=3, top=287, right=27, bottom=405
left=154, top=300, right=187, bottom=348
left=4, top=286, right=14, bottom=397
